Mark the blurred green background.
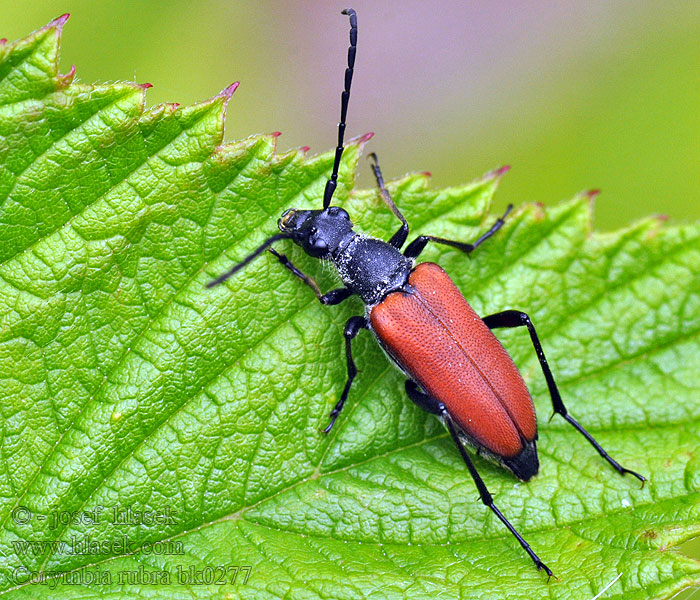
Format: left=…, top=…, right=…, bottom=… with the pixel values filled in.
left=2, top=0, right=699, bottom=593
left=2, top=1, right=698, bottom=230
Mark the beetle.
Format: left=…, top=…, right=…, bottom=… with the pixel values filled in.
left=207, top=8, right=645, bottom=577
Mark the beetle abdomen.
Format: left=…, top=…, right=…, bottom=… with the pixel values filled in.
left=370, top=262, right=537, bottom=465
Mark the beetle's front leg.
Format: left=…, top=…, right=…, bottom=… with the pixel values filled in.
left=268, top=247, right=353, bottom=305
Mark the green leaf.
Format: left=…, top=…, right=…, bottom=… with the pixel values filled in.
left=1, top=16, right=699, bottom=600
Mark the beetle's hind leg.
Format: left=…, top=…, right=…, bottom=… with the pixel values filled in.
left=483, top=310, right=646, bottom=484
left=322, top=316, right=368, bottom=433
left=403, top=380, right=441, bottom=415
left=405, top=380, right=553, bottom=578
left=403, top=204, right=512, bottom=260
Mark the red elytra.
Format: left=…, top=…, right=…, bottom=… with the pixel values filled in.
left=371, top=262, right=538, bottom=472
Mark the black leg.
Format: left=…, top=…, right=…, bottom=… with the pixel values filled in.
left=483, top=310, right=645, bottom=484
left=404, top=205, right=512, bottom=259
left=323, top=316, right=368, bottom=433
left=268, top=247, right=353, bottom=305
left=404, top=380, right=553, bottom=578
left=404, top=380, right=441, bottom=414
left=368, top=153, right=409, bottom=249
left=323, top=9, right=358, bottom=209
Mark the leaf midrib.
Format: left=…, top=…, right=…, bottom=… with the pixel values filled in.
left=22, top=468, right=700, bottom=595
left=4, top=410, right=697, bottom=596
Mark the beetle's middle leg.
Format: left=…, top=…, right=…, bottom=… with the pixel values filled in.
left=482, top=309, right=645, bottom=484
left=322, top=316, right=368, bottom=433
left=403, top=204, right=512, bottom=260
left=404, top=380, right=553, bottom=577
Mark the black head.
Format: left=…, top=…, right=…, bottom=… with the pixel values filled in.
left=278, top=206, right=353, bottom=258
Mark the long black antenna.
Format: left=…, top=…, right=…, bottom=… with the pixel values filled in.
left=206, top=233, right=291, bottom=288
left=322, top=8, right=358, bottom=210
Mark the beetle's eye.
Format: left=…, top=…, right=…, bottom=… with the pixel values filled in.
left=279, top=209, right=296, bottom=230
left=310, top=236, right=327, bottom=253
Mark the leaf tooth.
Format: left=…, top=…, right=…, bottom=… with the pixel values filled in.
left=219, top=80, right=239, bottom=100
left=57, top=63, right=75, bottom=87
left=49, top=13, right=71, bottom=29
left=482, top=164, right=511, bottom=181
left=583, top=188, right=601, bottom=201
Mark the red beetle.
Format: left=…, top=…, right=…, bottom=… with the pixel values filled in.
left=208, top=8, right=644, bottom=577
